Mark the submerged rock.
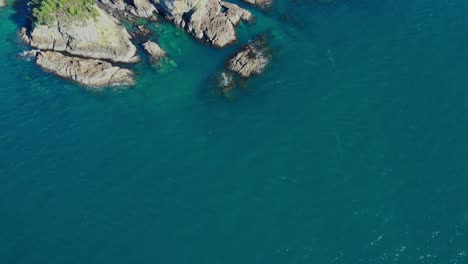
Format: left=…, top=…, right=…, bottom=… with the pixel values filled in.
left=23, top=5, right=138, bottom=63
left=217, top=71, right=235, bottom=92
left=129, top=25, right=154, bottom=44
left=35, top=51, right=135, bottom=88
left=156, top=0, right=252, bottom=47
left=228, top=39, right=270, bottom=77
left=137, top=25, right=152, bottom=36
left=142, top=40, right=166, bottom=62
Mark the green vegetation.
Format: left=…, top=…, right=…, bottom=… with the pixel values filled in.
left=31, top=0, right=99, bottom=25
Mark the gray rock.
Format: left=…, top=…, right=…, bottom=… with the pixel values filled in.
left=243, top=0, right=272, bottom=8
left=100, top=0, right=157, bottom=19
left=36, top=51, right=135, bottom=88
left=0, top=0, right=6, bottom=7
left=228, top=40, right=270, bottom=77
left=155, top=0, right=252, bottom=47
left=142, top=41, right=166, bottom=61
left=100, top=0, right=126, bottom=10
left=19, top=27, right=30, bottom=44
left=133, top=0, right=157, bottom=17
left=25, top=5, right=138, bottom=63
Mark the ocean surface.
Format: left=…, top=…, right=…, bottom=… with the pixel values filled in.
left=1, top=0, right=467, bottom=263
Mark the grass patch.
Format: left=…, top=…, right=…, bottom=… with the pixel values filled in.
left=31, top=0, right=99, bottom=25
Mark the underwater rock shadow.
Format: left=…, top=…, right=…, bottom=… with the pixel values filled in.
left=9, top=0, right=31, bottom=31
left=195, top=33, right=275, bottom=104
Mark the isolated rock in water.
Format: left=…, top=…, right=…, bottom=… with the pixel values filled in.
left=156, top=0, right=252, bottom=47
left=36, top=51, right=135, bottom=88
left=0, top=0, right=6, bottom=7
left=25, top=6, right=138, bottom=63
left=228, top=39, right=270, bottom=77
left=142, top=41, right=166, bottom=61
left=243, top=0, right=272, bottom=8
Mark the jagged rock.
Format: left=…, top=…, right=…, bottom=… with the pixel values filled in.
left=142, top=41, right=166, bottom=62
left=24, top=5, right=138, bottom=63
left=100, top=0, right=251, bottom=47
left=0, top=0, right=6, bottom=7
left=243, top=0, right=272, bottom=8
left=100, top=0, right=126, bottom=10
left=155, top=0, right=252, bottom=47
left=100, top=0, right=157, bottom=19
left=19, top=27, right=30, bottom=44
left=228, top=39, right=270, bottom=77
left=36, top=51, right=135, bottom=88
left=133, top=0, right=157, bottom=17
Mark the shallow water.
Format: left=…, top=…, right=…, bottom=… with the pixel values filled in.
left=1, top=0, right=467, bottom=263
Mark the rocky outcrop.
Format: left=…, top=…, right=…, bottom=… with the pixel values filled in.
left=0, top=0, right=6, bottom=7
left=134, top=0, right=158, bottom=17
left=35, top=51, right=135, bottom=88
left=155, top=0, right=252, bottom=47
left=243, top=0, right=272, bottom=8
left=228, top=39, right=270, bottom=77
left=215, top=38, right=270, bottom=96
left=100, top=0, right=252, bottom=46
left=100, top=0, right=157, bottom=19
left=23, top=5, right=138, bottom=63
left=100, top=0, right=126, bottom=11
left=142, top=41, right=166, bottom=62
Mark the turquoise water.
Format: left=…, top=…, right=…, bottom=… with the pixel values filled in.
left=1, top=0, right=468, bottom=263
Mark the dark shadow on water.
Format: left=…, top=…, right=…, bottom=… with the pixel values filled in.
left=10, top=0, right=31, bottom=30
left=195, top=32, right=277, bottom=105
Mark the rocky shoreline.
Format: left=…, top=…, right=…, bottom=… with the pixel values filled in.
left=17, top=0, right=272, bottom=89
left=36, top=51, right=135, bottom=87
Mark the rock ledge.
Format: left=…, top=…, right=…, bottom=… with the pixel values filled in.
left=36, top=51, right=135, bottom=88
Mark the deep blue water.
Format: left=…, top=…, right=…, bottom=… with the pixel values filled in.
left=1, top=0, right=468, bottom=263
